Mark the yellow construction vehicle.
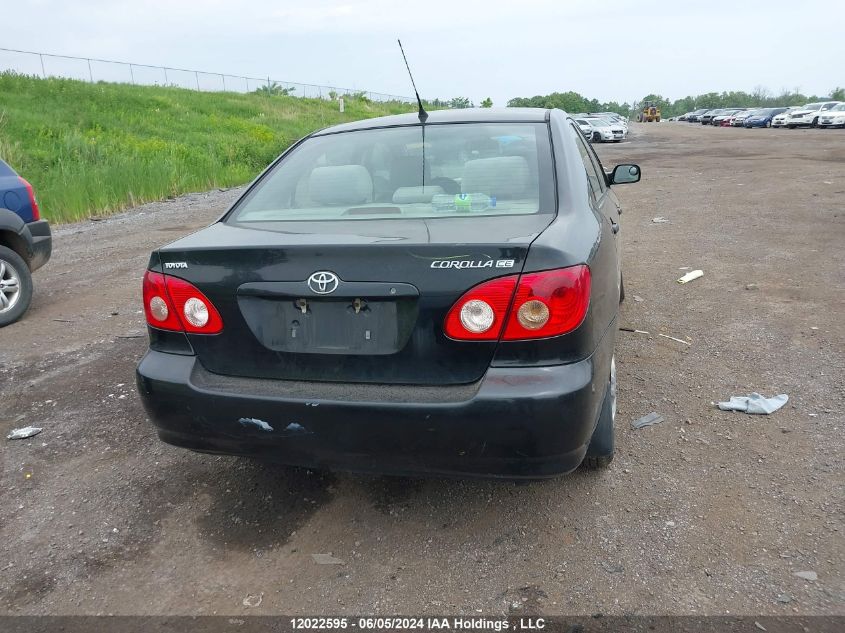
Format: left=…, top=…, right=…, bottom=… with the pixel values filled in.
left=637, top=102, right=661, bottom=122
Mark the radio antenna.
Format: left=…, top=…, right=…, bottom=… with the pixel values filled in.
left=397, top=39, right=428, bottom=123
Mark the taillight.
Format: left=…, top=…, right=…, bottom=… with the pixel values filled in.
left=143, top=271, right=182, bottom=331
left=19, top=178, right=40, bottom=221
left=502, top=266, right=591, bottom=340
left=142, top=270, right=223, bottom=334
left=444, top=275, right=519, bottom=341
left=444, top=265, right=591, bottom=342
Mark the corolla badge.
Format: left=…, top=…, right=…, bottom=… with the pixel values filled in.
left=307, top=271, right=340, bottom=294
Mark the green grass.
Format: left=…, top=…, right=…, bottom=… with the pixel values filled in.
left=0, top=72, right=414, bottom=223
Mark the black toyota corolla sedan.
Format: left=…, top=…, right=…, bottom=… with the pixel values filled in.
left=136, top=108, right=640, bottom=479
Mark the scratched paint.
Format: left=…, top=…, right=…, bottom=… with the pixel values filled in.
left=238, top=417, right=273, bottom=432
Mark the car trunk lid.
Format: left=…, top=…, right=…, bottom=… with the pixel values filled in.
left=156, top=216, right=551, bottom=385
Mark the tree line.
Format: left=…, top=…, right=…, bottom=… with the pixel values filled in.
left=507, top=92, right=630, bottom=115
left=308, top=85, right=845, bottom=116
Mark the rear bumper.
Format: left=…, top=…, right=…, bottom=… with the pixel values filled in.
left=26, top=220, right=51, bottom=271
left=136, top=349, right=610, bottom=479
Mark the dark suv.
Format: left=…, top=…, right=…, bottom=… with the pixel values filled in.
left=0, top=159, right=52, bottom=326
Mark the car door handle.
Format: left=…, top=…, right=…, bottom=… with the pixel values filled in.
left=610, top=220, right=620, bottom=234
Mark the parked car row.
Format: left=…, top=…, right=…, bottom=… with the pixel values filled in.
left=572, top=112, right=629, bottom=142
left=677, top=102, right=844, bottom=129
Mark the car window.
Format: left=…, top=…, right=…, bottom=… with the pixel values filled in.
left=228, top=122, right=555, bottom=223
left=584, top=140, right=607, bottom=195
left=569, top=123, right=604, bottom=201
left=0, top=159, right=16, bottom=177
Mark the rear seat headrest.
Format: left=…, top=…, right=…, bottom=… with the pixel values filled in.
left=309, top=165, right=373, bottom=205
left=461, top=156, right=531, bottom=198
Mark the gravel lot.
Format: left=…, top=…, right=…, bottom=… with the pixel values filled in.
left=1, top=122, right=843, bottom=616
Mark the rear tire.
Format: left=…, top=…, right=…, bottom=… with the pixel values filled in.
left=583, top=357, right=616, bottom=469
left=766, top=120, right=771, bottom=128
left=619, top=274, right=625, bottom=303
left=592, top=131, right=601, bottom=143
left=0, top=245, right=33, bottom=327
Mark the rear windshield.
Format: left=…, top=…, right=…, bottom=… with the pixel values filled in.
left=0, top=159, right=16, bottom=177
left=227, top=122, right=554, bottom=223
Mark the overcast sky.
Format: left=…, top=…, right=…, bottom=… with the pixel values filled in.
left=4, top=0, right=843, bottom=106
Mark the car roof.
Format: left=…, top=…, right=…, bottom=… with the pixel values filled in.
left=313, top=107, right=550, bottom=135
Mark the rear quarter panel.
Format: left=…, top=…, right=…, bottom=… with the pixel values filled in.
left=491, top=110, right=619, bottom=368
left=0, top=160, right=36, bottom=224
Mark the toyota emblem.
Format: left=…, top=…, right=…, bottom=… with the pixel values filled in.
left=307, top=271, right=340, bottom=294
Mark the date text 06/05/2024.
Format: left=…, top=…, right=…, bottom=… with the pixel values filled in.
left=289, top=617, right=546, bottom=631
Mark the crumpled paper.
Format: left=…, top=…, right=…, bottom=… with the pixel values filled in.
left=717, top=393, right=789, bottom=415
left=6, top=426, right=43, bottom=440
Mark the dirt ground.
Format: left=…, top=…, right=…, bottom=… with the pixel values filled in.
left=1, top=122, right=843, bottom=616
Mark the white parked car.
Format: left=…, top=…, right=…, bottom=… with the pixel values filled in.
left=786, top=102, right=842, bottom=128
left=596, top=112, right=629, bottom=129
left=573, top=118, right=596, bottom=138
left=772, top=107, right=799, bottom=128
left=581, top=117, right=627, bottom=142
left=817, top=103, right=845, bottom=128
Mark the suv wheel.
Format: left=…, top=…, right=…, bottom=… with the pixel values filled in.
left=583, top=356, right=616, bottom=469
left=0, top=245, right=33, bottom=327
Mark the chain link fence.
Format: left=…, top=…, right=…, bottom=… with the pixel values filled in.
left=0, top=47, right=413, bottom=103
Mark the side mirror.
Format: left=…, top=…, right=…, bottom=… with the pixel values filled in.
left=610, top=164, right=641, bottom=185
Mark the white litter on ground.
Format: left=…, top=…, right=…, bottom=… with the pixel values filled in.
left=632, top=412, right=664, bottom=429
left=677, top=270, right=704, bottom=284
left=717, top=393, right=789, bottom=415
left=658, top=333, right=692, bottom=346
left=6, top=427, right=43, bottom=440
